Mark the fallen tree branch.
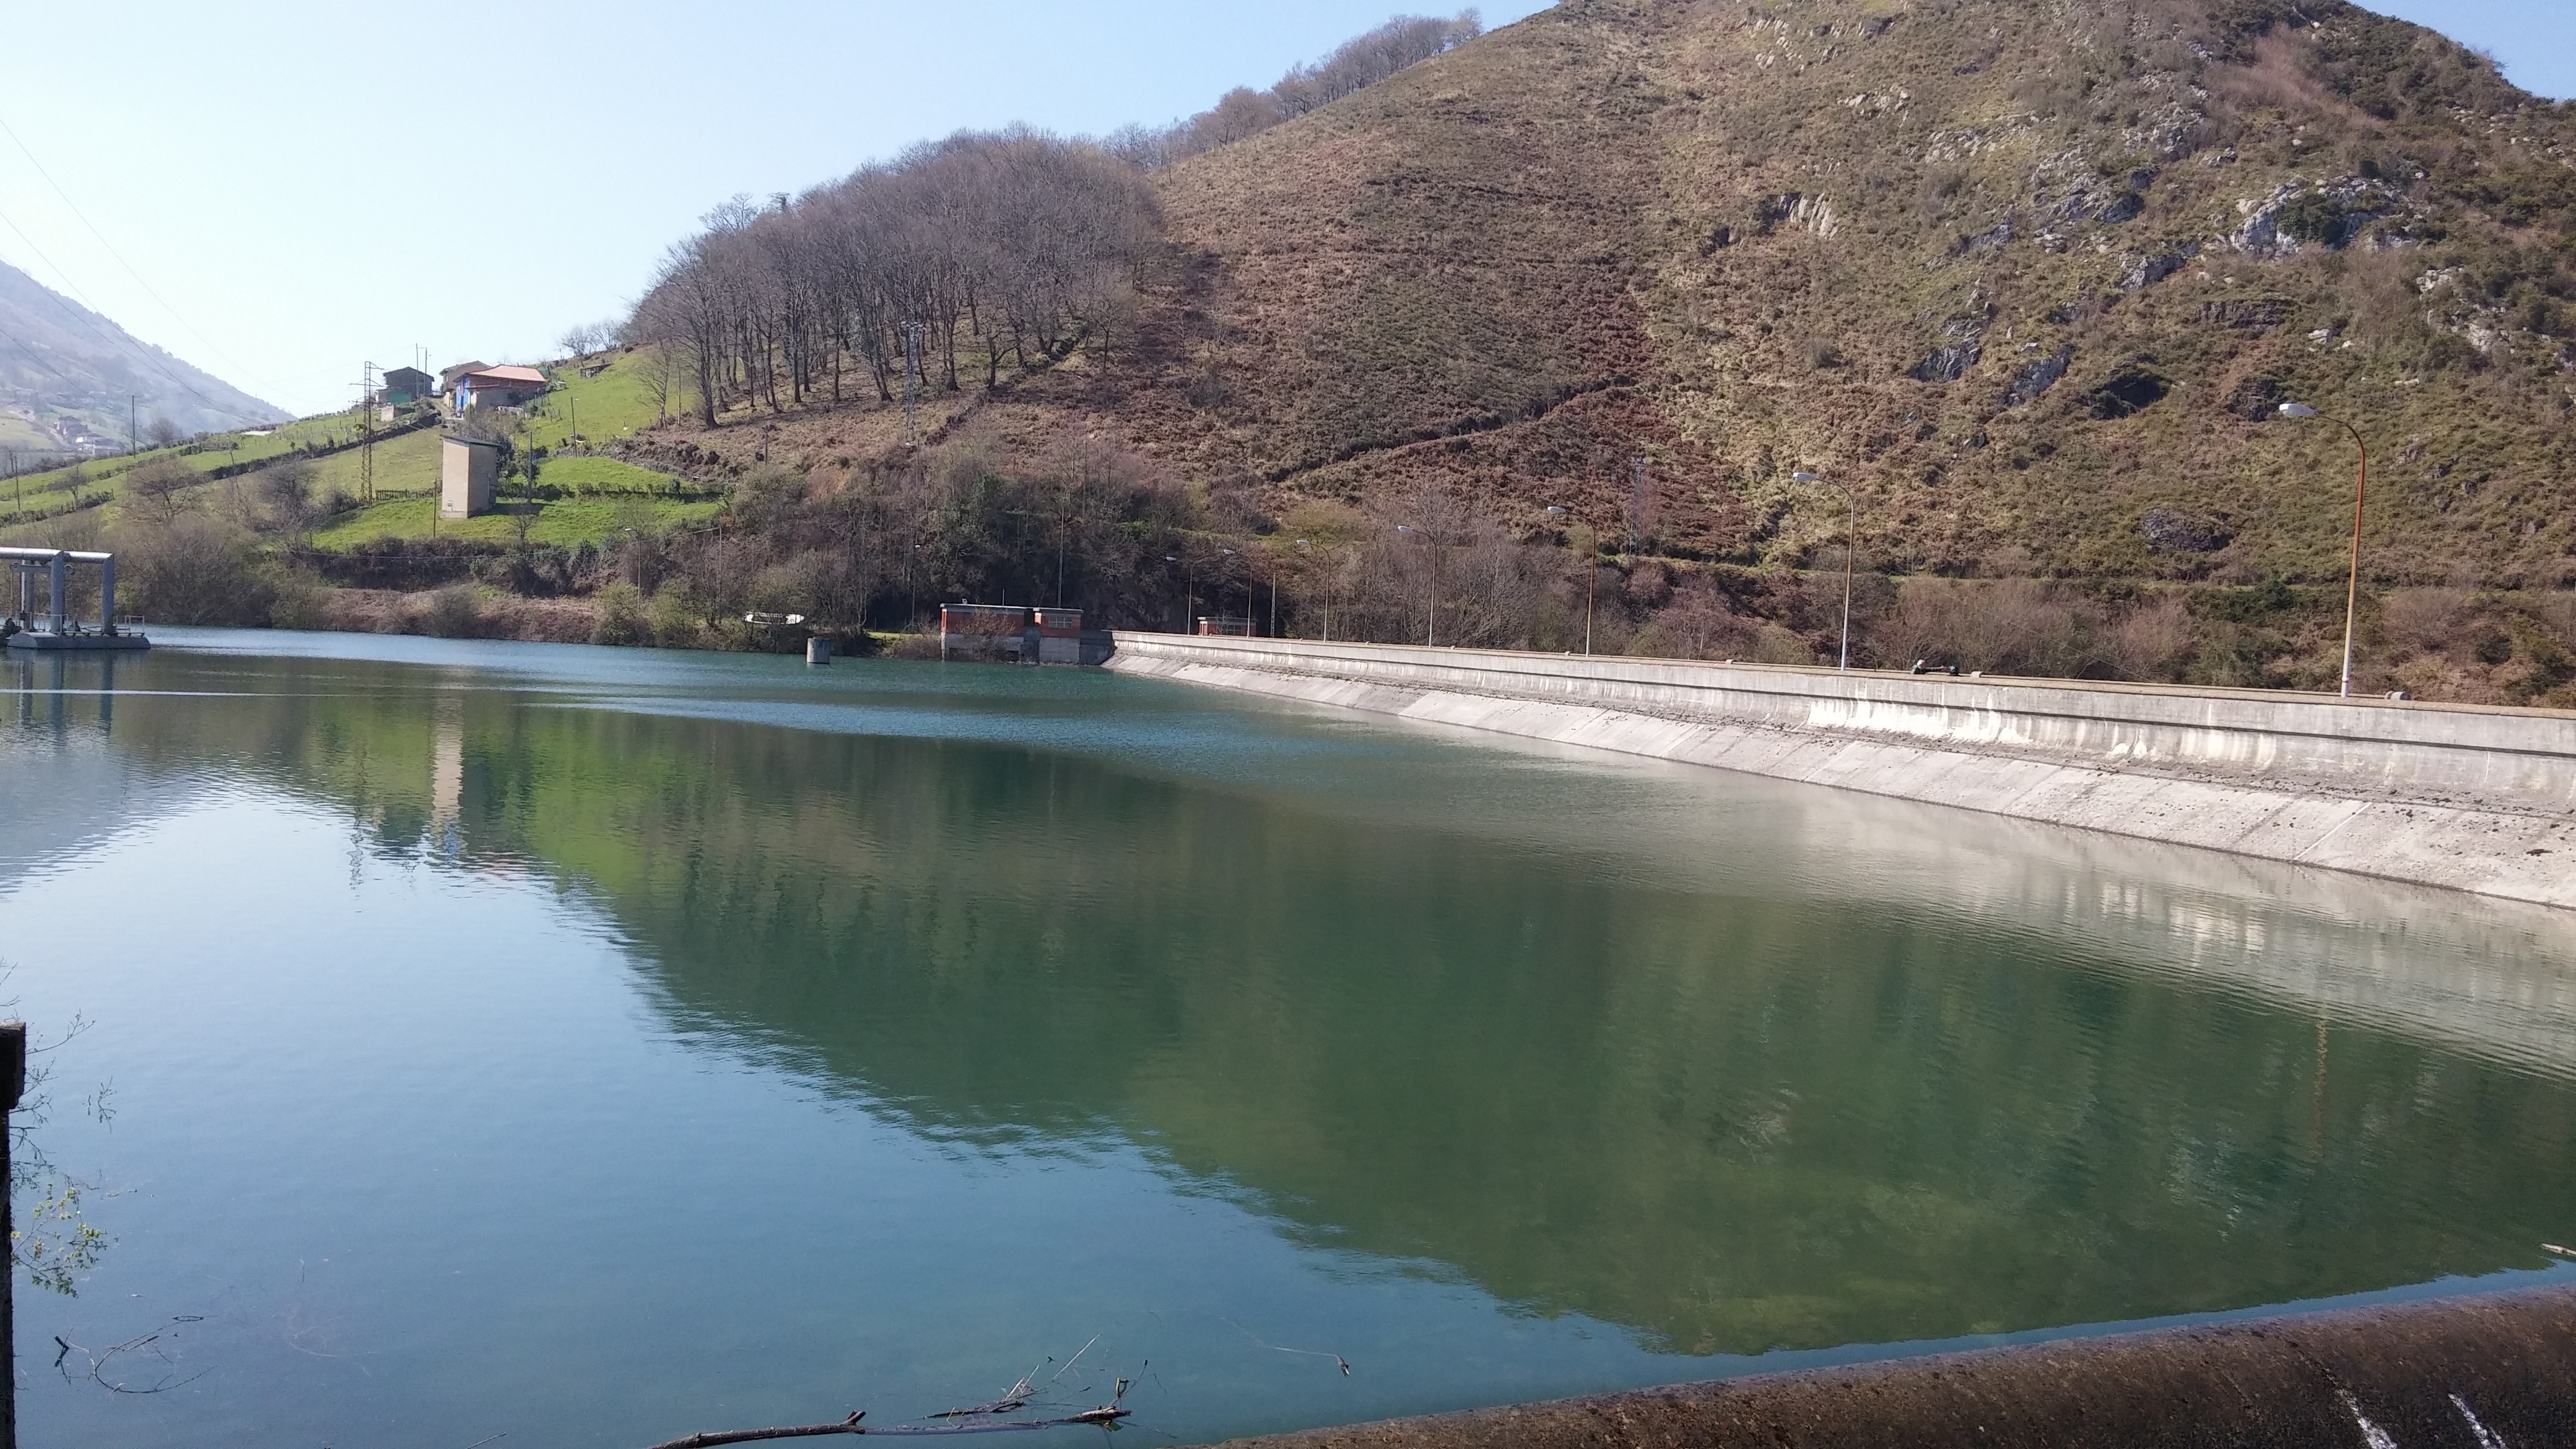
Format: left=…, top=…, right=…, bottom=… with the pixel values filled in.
left=874, top=1408, right=1131, bottom=1435
left=644, top=1411, right=864, bottom=1449
left=641, top=1406, right=1139, bottom=1449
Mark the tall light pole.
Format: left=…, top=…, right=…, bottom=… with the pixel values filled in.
left=1545, top=506, right=1595, bottom=655
left=1793, top=471, right=1855, bottom=670
left=1165, top=554, right=1190, bottom=633
left=2278, top=401, right=2370, bottom=698
left=1398, top=525, right=1435, bottom=646
left=1221, top=547, right=1242, bottom=635
left=1295, top=540, right=1321, bottom=640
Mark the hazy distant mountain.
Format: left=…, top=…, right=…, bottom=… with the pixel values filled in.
left=0, top=259, right=286, bottom=457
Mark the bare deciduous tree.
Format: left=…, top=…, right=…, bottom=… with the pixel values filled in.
left=626, top=135, right=1158, bottom=425
left=256, top=459, right=320, bottom=543
left=1131, top=11, right=1482, bottom=163
left=556, top=319, right=620, bottom=358
left=122, top=456, right=199, bottom=524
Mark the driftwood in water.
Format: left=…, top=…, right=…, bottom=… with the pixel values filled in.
left=645, top=1341, right=1138, bottom=1448
left=643, top=1406, right=1137, bottom=1448
left=645, top=1411, right=864, bottom=1449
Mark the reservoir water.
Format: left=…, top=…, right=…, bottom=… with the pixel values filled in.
left=3, top=631, right=2573, bottom=1448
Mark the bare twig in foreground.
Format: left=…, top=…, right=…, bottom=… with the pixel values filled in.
left=643, top=1401, right=1144, bottom=1448
left=646, top=1343, right=1144, bottom=1448
left=873, top=1407, right=1131, bottom=1435
left=643, top=1410, right=864, bottom=1449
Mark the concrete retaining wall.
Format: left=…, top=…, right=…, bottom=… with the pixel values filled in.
left=1207, top=1282, right=2576, bottom=1449
left=1102, top=635, right=2576, bottom=910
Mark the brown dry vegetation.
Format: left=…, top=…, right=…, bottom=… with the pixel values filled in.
left=264, top=0, right=2574, bottom=700
left=643, top=0, right=2576, bottom=593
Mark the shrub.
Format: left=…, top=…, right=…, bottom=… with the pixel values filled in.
left=111, top=514, right=277, bottom=625
left=646, top=583, right=708, bottom=648
left=423, top=585, right=485, bottom=639
left=591, top=582, right=650, bottom=646
left=1869, top=578, right=2105, bottom=677
left=2275, top=189, right=2351, bottom=247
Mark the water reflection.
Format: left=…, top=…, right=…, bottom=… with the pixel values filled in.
left=13, top=638, right=2576, bottom=1360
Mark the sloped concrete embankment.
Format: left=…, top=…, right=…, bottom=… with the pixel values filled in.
left=1206, top=1284, right=2576, bottom=1449
left=1102, top=635, right=2576, bottom=909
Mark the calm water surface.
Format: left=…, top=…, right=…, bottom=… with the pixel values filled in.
left=3, top=630, right=2573, bottom=1448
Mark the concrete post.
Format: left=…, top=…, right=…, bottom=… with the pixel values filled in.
left=806, top=637, right=832, bottom=666
left=46, top=554, right=64, bottom=635
left=97, top=554, right=115, bottom=635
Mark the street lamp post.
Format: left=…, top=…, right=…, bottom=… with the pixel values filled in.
left=2278, top=402, right=2371, bottom=698
left=1793, top=471, right=1855, bottom=670
left=1294, top=540, right=1312, bottom=639
left=1397, top=525, right=1435, bottom=646
left=1165, top=554, right=1190, bottom=633
left=1545, top=507, right=1596, bottom=656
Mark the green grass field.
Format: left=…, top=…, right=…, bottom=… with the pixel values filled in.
left=534, top=456, right=695, bottom=494
left=511, top=350, right=672, bottom=450
left=1, top=347, right=696, bottom=538
left=0, top=414, right=58, bottom=452
left=301, top=427, right=446, bottom=500
left=0, top=406, right=389, bottom=517
left=309, top=488, right=720, bottom=550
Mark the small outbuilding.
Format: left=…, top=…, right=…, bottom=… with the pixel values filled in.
left=380, top=367, right=433, bottom=405
left=440, top=436, right=503, bottom=519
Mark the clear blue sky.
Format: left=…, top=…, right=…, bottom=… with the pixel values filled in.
left=0, top=0, right=2562, bottom=419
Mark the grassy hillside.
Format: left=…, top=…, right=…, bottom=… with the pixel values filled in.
left=638, top=0, right=2576, bottom=596
left=309, top=485, right=720, bottom=550
left=1, top=348, right=699, bottom=551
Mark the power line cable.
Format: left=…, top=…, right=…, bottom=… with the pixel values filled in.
left=0, top=110, right=282, bottom=398
left=0, top=322, right=69, bottom=382
left=0, top=205, right=273, bottom=429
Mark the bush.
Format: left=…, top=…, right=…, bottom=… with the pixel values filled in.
left=267, top=570, right=336, bottom=632
left=423, top=585, right=485, bottom=639
left=646, top=583, right=709, bottom=648
left=591, top=582, right=650, bottom=646
left=112, top=514, right=277, bottom=625
left=2275, top=189, right=2351, bottom=246
left=1869, top=578, right=2105, bottom=677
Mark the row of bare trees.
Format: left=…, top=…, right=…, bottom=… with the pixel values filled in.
left=629, top=129, right=1160, bottom=427
left=619, top=12, right=1483, bottom=429
left=1105, top=11, right=1484, bottom=167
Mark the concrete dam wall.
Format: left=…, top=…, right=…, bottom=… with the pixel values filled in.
left=1102, top=635, right=2576, bottom=910
left=1205, top=1282, right=2576, bottom=1449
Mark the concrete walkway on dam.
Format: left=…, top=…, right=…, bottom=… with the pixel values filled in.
left=1101, top=634, right=2576, bottom=911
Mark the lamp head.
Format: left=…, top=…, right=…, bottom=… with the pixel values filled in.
left=1398, top=525, right=1416, bottom=533
left=1792, top=471, right=1821, bottom=482
left=1544, top=506, right=1567, bottom=515
left=2278, top=402, right=2320, bottom=419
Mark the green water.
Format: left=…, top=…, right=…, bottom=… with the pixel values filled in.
left=3, top=631, right=2572, bottom=1447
